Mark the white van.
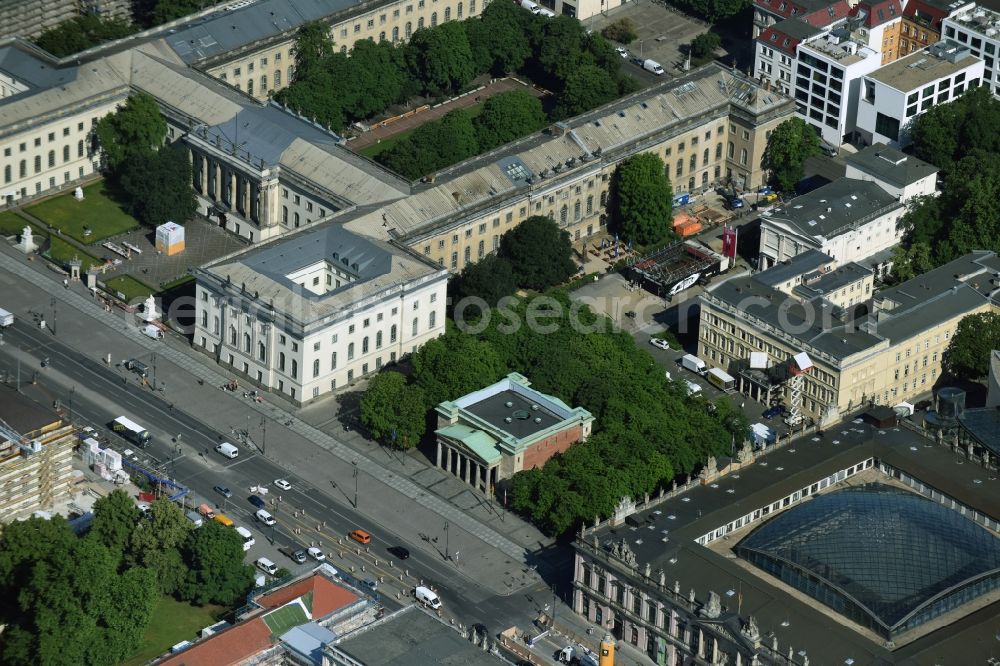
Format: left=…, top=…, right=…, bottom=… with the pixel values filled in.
left=215, top=442, right=239, bottom=459
left=255, top=557, right=277, bottom=575
left=415, top=585, right=442, bottom=609
left=255, top=509, right=276, bottom=526
left=235, top=526, right=255, bottom=551
left=684, top=380, right=703, bottom=397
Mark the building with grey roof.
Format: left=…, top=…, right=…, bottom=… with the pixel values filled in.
left=571, top=421, right=1000, bottom=665
left=326, top=605, right=512, bottom=666
left=698, top=250, right=1000, bottom=423
left=844, top=142, right=938, bottom=201
left=758, top=178, right=906, bottom=277
left=193, top=223, right=448, bottom=404
left=434, top=373, right=594, bottom=494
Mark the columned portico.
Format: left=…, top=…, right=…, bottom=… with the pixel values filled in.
left=435, top=438, right=497, bottom=494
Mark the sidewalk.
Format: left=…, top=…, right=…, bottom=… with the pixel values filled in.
left=0, top=243, right=541, bottom=595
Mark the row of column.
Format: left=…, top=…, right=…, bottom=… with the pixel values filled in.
left=192, top=151, right=261, bottom=224
left=435, top=441, right=497, bottom=494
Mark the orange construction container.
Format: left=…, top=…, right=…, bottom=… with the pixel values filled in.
left=672, top=211, right=697, bottom=229
left=676, top=221, right=702, bottom=237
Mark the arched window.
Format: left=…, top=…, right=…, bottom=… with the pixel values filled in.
left=412, top=317, right=418, bottom=337
left=247, top=79, right=254, bottom=96
left=478, top=239, right=484, bottom=258
left=560, top=205, right=568, bottom=224
left=574, top=201, right=581, bottom=220
left=376, top=331, right=383, bottom=348
left=390, top=324, right=397, bottom=343
left=201, top=311, right=208, bottom=327
left=728, top=141, right=735, bottom=158
left=430, top=12, right=437, bottom=26
left=282, top=206, right=288, bottom=223
left=63, top=145, right=70, bottom=162
left=34, top=156, right=41, bottom=173
left=429, top=311, right=436, bottom=328
left=444, top=7, right=450, bottom=20
left=279, top=352, right=286, bottom=371
left=20, top=160, right=26, bottom=178
left=213, top=316, right=220, bottom=334
left=275, top=70, right=281, bottom=86
left=392, top=26, right=399, bottom=41
left=78, top=140, right=84, bottom=158
left=48, top=150, right=55, bottom=168
left=243, top=332, right=251, bottom=352
left=261, top=75, right=267, bottom=92
left=740, top=148, right=748, bottom=165
left=3, top=165, right=9, bottom=184
left=418, top=17, right=424, bottom=28
left=586, top=195, right=593, bottom=214
left=405, top=21, right=412, bottom=37
left=716, top=142, right=723, bottom=159
left=291, top=359, right=297, bottom=378
left=379, top=30, right=386, bottom=41
left=313, top=359, right=320, bottom=377
left=229, top=326, right=237, bottom=345
left=458, top=1, right=463, bottom=17
left=294, top=212, right=300, bottom=227
left=362, top=336, right=369, bottom=353
left=258, top=341, right=266, bottom=361
left=348, top=342, right=355, bottom=360
left=470, top=0, right=475, bottom=12
left=689, top=154, right=697, bottom=170
left=702, top=172, right=709, bottom=185
left=703, top=148, right=709, bottom=166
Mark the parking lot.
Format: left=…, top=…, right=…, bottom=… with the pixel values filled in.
left=588, top=2, right=720, bottom=78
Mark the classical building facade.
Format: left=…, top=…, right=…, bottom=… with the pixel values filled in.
left=193, top=224, right=448, bottom=404
left=0, top=386, right=76, bottom=521
left=434, top=373, right=594, bottom=493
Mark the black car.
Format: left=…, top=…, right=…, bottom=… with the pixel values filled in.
left=387, top=546, right=410, bottom=560
left=213, top=485, right=232, bottom=498
left=248, top=494, right=266, bottom=509
left=279, top=545, right=307, bottom=564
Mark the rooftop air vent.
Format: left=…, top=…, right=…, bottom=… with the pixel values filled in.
left=534, top=417, right=542, bottom=423
left=505, top=417, right=513, bottom=423
left=531, top=404, right=539, bottom=410
left=505, top=401, right=514, bottom=408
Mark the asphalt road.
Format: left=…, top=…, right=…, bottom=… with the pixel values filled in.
left=0, top=317, right=559, bottom=638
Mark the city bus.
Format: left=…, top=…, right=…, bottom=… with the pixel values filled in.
left=111, top=416, right=151, bottom=448
left=706, top=368, right=736, bottom=393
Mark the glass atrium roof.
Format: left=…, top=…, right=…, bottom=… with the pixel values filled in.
left=736, top=483, right=1000, bottom=632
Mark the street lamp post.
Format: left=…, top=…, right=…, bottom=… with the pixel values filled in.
left=68, top=385, right=75, bottom=424
left=444, top=521, right=450, bottom=561
left=353, top=460, right=358, bottom=508
left=260, top=416, right=266, bottom=456
left=50, top=297, right=56, bottom=336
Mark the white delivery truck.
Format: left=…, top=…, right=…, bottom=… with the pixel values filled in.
left=215, top=441, right=239, bottom=459
left=642, top=59, right=665, bottom=75
left=519, top=0, right=541, bottom=12
left=111, top=416, right=152, bottom=448
left=707, top=367, right=736, bottom=392
left=415, top=585, right=442, bottom=609
left=0, top=307, right=13, bottom=327
left=680, top=354, right=708, bottom=375
left=235, top=526, right=255, bottom=551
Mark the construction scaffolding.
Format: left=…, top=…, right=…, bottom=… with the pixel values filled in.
left=628, top=240, right=721, bottom=300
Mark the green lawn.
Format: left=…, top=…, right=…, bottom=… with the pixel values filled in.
left=26, top=181, right=139, bottom=245
left=262, top=602, right=308, bottom=637
left=159, top=274, right=195, bottom=292
left=122, top=596, right=227, bottom=666
left=47, top=235, right=101, bottom=272
left=0, top=210, right=27, bottom=236
left=359, top=103, right=486, bottom=158
left=104, top=275, right=154, bottom=302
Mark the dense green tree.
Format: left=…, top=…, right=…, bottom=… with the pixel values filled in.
left=601, top=18, right=637, bottom=44
left=88, top=488, right=139, bottom=556
left=552, top=64, right=619, bottom=119
left=474, top=91, right=547, bottom=151
left=179, top=520, right=255, bottom=606
left=763, top=117, right=821, bottom=192
left=670, top=0, right=751, bottom=21
left=612, top=152, right=674, bottom=245
left=360, top=372, right=428, bottom=449
left=95, top=93, right=167, bottom=170
left=34, top=15, right=135, bottom=57
left=910, top=86, right=1000, bottom=175
left=690, top=31, right=721, bottom=58
left=499, top=216, right=578, bottom=290
left=119, top=143, right=197, bottom=226
left=291, top=20, right=336, bottom=82
left=465, top=1, right=536, bottom=75
left=126, top=499, right=191, bottom=595
left=341, top=40, right=408, bottom=119
left=943, top=312, right=1000, bottom=380
left=412, top=333, right=507, bottom=408
left=0, top=517, right=76, bottom=625
left=275, top=75, right=346, bottom=131
left=378, top=109, right=478, bottom=178
left=407, top=23, right=476, bottom=96
left=151, top=0, right=206, bottom=27
left=535, top=16, right=588, bottom=88
left=451, top=253, right=518, bottom=307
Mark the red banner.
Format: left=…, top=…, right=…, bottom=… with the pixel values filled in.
left=722, top=226, right=738, bottom=258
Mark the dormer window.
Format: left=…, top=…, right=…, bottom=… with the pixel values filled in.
left=779, top=1, right=786, bottom=10
left=770, top=33, right=778, bottom=41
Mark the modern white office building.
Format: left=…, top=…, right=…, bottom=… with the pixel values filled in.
left=856, top=41, right=984, bottom=146
left=193, top=225, right=449, bottom=404
left=942, top=4, right=1000, bottom=96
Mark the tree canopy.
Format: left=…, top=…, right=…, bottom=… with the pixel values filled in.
left=943, top=312, right=1000, bottom=380
left=909, top=87, right=1000, bottom=175
left=669, top=0, right=751, bottom=21
left=95, top=93, right=167, bottom=170
left=763, top=117, right=821, bottom=192
left=474, top=91, right=547, bottom=152
left=451, top=253, right=518, bottom=308
left=602, top=18, right=637, bottom=44
left=132, top=0, right=204, bottom=28
left=499, top=216, right=578, bottom=290
left=119, top=143, right=197, bottom=227
left=360, top=371, right=428, bottom=449
left=179, top=521, right=255, bottom=606
left=690, top=31, right=722, bottom=58
left=407, top=23, right=477, bottom=97
left=34, top=15, right=135, bottom=57
left=612, top=153, right=674, bottom=246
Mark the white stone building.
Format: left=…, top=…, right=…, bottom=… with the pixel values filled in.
left=193, top=225, right=448, bottom=404
left=856, top=41, right=984, bottom=147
